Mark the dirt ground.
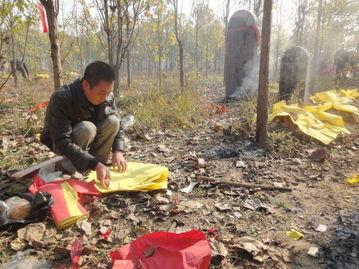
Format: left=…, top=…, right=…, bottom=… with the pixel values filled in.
left=0, top=79, right=358, bottom=268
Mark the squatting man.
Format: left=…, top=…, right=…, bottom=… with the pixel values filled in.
left=41, top=61, right=127, bottom=187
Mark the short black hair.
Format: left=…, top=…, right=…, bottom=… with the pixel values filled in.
left=83, top=61, right=116, bottom=87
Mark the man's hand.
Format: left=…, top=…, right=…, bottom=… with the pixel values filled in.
left=96, top=162, right=111, bottom=187
left=112, top=150, right=127, bottom=172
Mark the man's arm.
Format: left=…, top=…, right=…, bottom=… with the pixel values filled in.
left=50, top=92, right=98, bottom=172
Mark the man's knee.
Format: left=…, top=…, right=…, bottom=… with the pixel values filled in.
left=72, top=121, right=97, bottom=144
left=102, top=115, right=120, bottom=134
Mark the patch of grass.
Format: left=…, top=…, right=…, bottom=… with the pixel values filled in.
left=119, top=79, right=203, bottom=131
left=267, top=129, right=296, bottom=155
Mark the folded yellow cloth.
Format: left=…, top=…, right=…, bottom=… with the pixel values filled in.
left=87, top=162, right=169, bottom=193
left=269, top=89, right=358, bottom=144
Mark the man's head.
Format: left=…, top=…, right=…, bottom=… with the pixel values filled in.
left=81, top=61, right=116, bottom=105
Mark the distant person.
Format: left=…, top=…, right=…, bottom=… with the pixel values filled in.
left=10, top=59, right=30, bottom=79
left=40, top=61, right=127, bottom=187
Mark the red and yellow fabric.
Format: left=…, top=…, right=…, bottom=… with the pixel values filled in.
left=29, top=162, right=169, bottom=228
left=37, top=182, right=88, bottom=229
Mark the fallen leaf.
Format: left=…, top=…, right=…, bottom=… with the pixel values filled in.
left=196, top=158, right=206, bottom=168
left=10, top=238, right=27, bottom=251
left=157, top=144, right=169, bottom=153
left=180, top=181, right=199, bottom=194
left=17, top=223, right=46, bottom=246
left=232, top=236, right=268, bottom=262
left=214, top=203, right=231, bottom=212
left=308, top=246, right=319, bottom=257
left=243, top=198, right=273, bottom=214
left=209, top=238, right=228, bottom=265
left=235, top=161, right=247, bottom=168
left=154, top=195, right=170, bottom=204
left=128, top=213, right=142, bottom=226
left=78, top=220, right=92, bottom=236
left=314, top=224, right=327, bottom=232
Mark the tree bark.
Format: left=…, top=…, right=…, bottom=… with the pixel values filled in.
left=40, top=0, right=63, bottom=90
left=223, top=0, right=231, bottom=85
left=173, top=0, right=184, bottom=91
left=125, top=5, right=131, bottom=90
left=10, top=31, right=17, bottom=87
left=304, top=0, right=323, bottom=101
left=156, top=13, right=162, bottom=88
left=256, top=0, right=273, bottom=147
left=273, top=0, right=282, bottom=80
left=205, top=40, right=209, bottom=76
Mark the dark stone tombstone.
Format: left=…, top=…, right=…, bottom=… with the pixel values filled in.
left=278, top=46, right=309, bottom=101
left=224, top=10, right=260, bottom=102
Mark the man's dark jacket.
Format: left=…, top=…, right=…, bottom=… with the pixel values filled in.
left=41, top=79, right=125, bottom=172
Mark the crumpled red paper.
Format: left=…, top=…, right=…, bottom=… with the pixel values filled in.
left=71, top=238, right=83, bottom=269
left=110, top=230, right=211, bottom=269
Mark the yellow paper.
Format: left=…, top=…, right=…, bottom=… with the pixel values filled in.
left=286, top=229, right=304, bottom=240
left=269, top=89, right=358, bottom=145
left=87, top=162, right=169, bottom=193
left=57, top=182, right=88, bottom=229
left=345, top=175, right=359, bottom=186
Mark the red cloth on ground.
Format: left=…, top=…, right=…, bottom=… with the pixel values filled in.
left=110, top=230, right=211, bottom=269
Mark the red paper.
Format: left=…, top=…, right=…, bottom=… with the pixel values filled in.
left=101, top=227, right=112, bottom=241
left=110, top=230, right=211, bottom=269
left=28, top=100, right=49, bottom=113
left=71, top=238, right=83, bottom=269
left=38, top=4, right=48, bottom=33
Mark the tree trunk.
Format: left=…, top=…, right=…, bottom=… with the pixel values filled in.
left=256, top=0, right=273, bottom=147
left=205, top=40, right=209, bottom=76
left=40, top=0, right=63, bottom=90
left=126, top=51, right=131, bottom=90
left=195, top=8, right=199, bottom=71
left=254, top=0, right=262, bottom=17
left=223, top=0, right=230, bottom=85
left=304, top=0, right=323, bottom=101
left=173, top=0, right=184, bottom=91
left=125, top=3, right=131, bottom=90
left=273, top=0, right=282, bottom=80
left=157, top=15, right=162, bottom=88
left=10, top=32, right=17, bottom=87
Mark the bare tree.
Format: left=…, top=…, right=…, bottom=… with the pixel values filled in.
left=253, top=0, right=262, bottom=17
left=304, top=0, right=323, bottom=101
left=40, top=0, right=63, bottom=90
left=173, top=0, right=184, bottom=90
left=273, top=0, right=283, bottom=80
left=93, top=0, right=144, bottom=94
left=256, top=0, right=273, bottom=147
left=9, top=16, right=17, bottom=87
left=293, top=0, right=309, bottom=46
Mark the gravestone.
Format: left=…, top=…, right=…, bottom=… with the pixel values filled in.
left=224, top=10, right=260, bottom=102
left=279, top=46, right=309, bottom=101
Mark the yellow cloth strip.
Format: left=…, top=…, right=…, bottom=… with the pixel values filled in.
left=57, top=182, right=88, bottom=229
left=269, top=89, right=358, bottom=145
left=87, top=162, right=169, bottom=193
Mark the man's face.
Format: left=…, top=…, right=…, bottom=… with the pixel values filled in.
left=82, top=80, right=114, bottom=105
